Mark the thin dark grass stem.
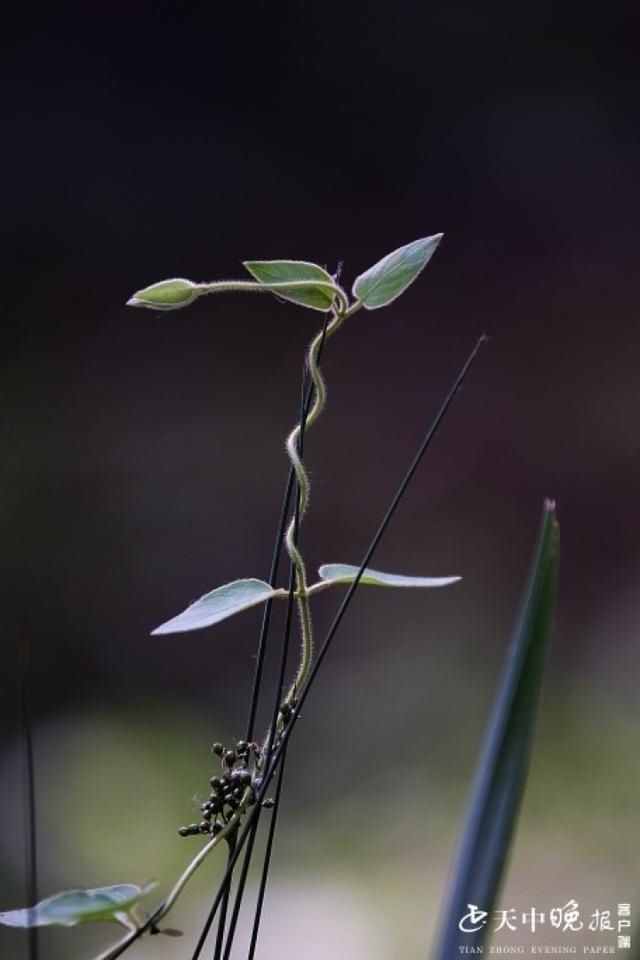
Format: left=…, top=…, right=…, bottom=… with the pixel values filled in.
left=245, top=743, right=287, bottom=960
left=211, top=837, right=236, bottom=960
left=189, top=542, right=300, bottom=960
left=216, top=669, right=292, bottom=960
left=219, top=579, right=296, bottom=960
left=218, top=809, right=260, bottom=960
left=243, top=475, right=294, bottom=744
left=106, top=335, right=485, bottom=960
left=19, top=634, right=39, bottom=960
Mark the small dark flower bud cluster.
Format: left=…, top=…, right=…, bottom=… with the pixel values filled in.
left=178, top=738, right=261, bottom=839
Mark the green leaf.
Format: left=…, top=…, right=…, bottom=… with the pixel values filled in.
left=433, top=500, right=559, bottom=959
left=318, top=563, right=460, bottom=588
left=0, top=883, right=156, bottom=928
left=126, top=278, right=200, bottom=310
left=352, top=234, right=442, bottom=309
left=243, top=260, right=336, bottom=311
left=151, top=578, right=280, bottom=635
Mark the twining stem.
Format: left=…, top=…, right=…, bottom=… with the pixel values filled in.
left=280, top=299, right=362, bottom=713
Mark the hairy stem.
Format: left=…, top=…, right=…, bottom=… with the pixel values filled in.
left=281, top=307, right=349, bottom=709
left=197, top=279, right=349, bottom=313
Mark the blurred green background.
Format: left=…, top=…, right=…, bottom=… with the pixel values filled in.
left=2, top=2, right=639, bottom=957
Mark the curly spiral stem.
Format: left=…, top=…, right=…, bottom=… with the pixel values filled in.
left=283, top=310, right=345, bottom=706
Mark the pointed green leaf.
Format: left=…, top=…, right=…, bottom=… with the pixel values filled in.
left=433, top=500, right=559, bottom=959
left=151, top=578, right=281, bottom=635
left=0, top=883, right=156, bottom=928
left=352, top=234, right=443, bottom=309
left=319, top=563, right=460, bottom=588
left=243, top=260, right=336, bottom=311
left=126, top=278, right=200, bottom=310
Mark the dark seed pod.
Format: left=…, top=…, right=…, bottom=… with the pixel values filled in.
left=236, top=740, right=248, bottom=754
left=212, top=742, right=224, bottom=757
left=210, top=776, right=222, bottom=789
left=279, top=703, right=292, bottom=722
left=223, top=750, right=236, bottom=766
left=231, top=769, right=252, bottom=785
left=178, top=826, right=191, bottom=837
left=208, top=798, right=221, bottom=813
left=262, top=798, right=275, bottom=809
left=199, top=821, right=210, bottom=834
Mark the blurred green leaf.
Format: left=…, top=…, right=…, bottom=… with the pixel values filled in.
left=151, top=578, right=280, bottom=635
left=243, top=260, right=336, bottom=311
left=126, top=278, right=199, bottom=310
left=0, top=883, right=155, bottom=928
left=433, top=499, right=559, bottom=959
left=318, top=563, right=460, bottom=588
left=352, top=234, right=442, bottom=309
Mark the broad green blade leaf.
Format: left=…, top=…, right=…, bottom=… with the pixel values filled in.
left=0, top=883, right=156, bottom=928
left=243, top=260, right=336, bottom=311
left=318, top=563, right=460, bottom=588
left=352, top=234, right=442, bottom=309
left=126, top=278, right=200, bottom=310
left=433, top=500, right=559, bottom=960
left=151, top=578, right=280, bottom=635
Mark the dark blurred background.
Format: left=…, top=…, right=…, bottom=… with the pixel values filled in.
left=1, top=3, right=639, bottom=957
